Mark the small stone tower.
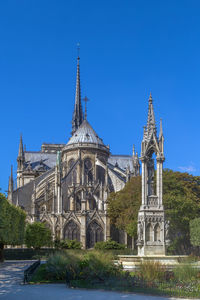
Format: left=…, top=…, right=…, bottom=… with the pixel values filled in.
left=137, top=93, right=166, bottom=256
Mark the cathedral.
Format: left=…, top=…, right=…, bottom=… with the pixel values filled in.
left=7, top=55, right=141, bottom=249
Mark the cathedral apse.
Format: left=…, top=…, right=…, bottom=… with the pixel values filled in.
left=8, top=55, right=140, bottom=248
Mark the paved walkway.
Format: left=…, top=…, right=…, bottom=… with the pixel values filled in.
left=0, top=261, right=193, bottom=300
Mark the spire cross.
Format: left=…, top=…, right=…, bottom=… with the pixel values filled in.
left=83, top=96, right=89, bottom=120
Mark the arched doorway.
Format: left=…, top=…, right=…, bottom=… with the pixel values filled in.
left=86, top=220, right=104, bottom=248
left=64, top=220, right=80, bottom=241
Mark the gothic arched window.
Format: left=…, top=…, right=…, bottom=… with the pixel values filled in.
left=64, top=220, right=80, bottom=241
left=88, top=196, right=97, bottom=210
left=84, top=158, right=93, bottom=184
left=96, top=165, right=105, bottom=184
left=68, top=159, right=77, bottom=184
left=86, top=220, right=104, bottom=248
left=154, top=223, right=161, bottom=242
left=76, top=192, right=81, bottom=211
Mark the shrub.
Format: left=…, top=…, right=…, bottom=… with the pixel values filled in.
left=174, top=263, right=199, bottom=282
left=75, top=251, right=122, bottom=282
left=65, top=239, right=82, bottom=249
left=44, top=250, right=122, bottom=283
left=137, top=261, right=166, bottom=282
left=54, top=239, right=82, bottom=249
left=25, top=222, right=52, bottom=249
left=94, top=239, right=126, bottom=250
left=46, top=252, right=79, bottom=281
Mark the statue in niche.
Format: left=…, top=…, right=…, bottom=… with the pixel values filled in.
left=147, top=158, right=155, bottom=196
left=165, top=220, right=170, bottom=243
left=138, top=221, right=144, bottom=242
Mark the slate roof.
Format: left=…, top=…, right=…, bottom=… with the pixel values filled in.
left=23, top=151, right=133, bottom=173
left=67, top=120, right=105, bottom=146
left=24, top=152, right=57, bottom=171
left=108, top=155, right=133, bottom=172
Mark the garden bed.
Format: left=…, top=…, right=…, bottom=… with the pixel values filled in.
left=28, top=251, right=200, bottom=298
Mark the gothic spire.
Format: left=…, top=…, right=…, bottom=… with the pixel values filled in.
left=144, top=93, right=157, bottom=140
left=17, top=134, right=25, bottom=172
left=18, top=134, right=24, bottom=158
left=72, top=53, right=84, bottom=135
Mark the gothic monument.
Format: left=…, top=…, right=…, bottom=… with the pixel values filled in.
left=137, top=93, right=166, bottom=256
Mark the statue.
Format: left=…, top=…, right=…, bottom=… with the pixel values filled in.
left=147, top=158, right=154, bottom=196
left=138, top=221, right=144, bottom=242
left=165, top=220, right=170, bottom=243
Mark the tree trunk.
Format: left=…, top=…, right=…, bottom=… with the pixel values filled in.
left=0, top=243, right=4, bottom=262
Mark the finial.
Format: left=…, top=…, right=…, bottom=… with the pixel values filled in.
left=77, top=43, right=80, bottom=60
left=83, top=96, right=89, bottom=120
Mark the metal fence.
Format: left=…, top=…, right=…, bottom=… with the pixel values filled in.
left=24, top=259, right=40, bottom=284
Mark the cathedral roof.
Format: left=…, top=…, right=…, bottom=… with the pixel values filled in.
left=67, top=119, right=106, bottom=147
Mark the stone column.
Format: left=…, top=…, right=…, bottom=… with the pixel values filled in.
left=141, top=158, right=146, bottom=205
left=156, top=158, right=163, bottom=206
left=81, top=211, right=87, bottom=249
left=105, top=215, right=110, bottom=241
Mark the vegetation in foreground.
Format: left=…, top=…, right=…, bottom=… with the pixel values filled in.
left=30, top=251, right=200, bottom=298
left=0, top=193, right=26, bottom=261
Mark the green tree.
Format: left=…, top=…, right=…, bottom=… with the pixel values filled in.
left=25, top=222, right=52, bottom=249
left=107, top=176, right=141, bottom=237
left=163, top=170, right=200, bottom=254
left=107, top=169, right=200, bottom=254
left=0, top=193, right=26, bottom=261
left=190, top=218, right=200, bottom=247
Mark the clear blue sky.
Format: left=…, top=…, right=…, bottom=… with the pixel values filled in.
left=1, top=0, right=200, bottom=193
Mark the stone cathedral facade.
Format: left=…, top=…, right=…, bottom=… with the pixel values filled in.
left=7, top=56, right=141, bottom=249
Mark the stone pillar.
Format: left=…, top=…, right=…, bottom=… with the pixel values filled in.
left=105, top=215, right=110, bottom=241
left=81, top=211, right=87, bottom=249
left=156, top=158, right=163, bottom=206
left=141, top=159, right=146, bottom=205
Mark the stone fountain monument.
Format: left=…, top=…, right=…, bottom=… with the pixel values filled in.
left=137, top=93, right=167, bottom=256
left=117, top=94, right=186, bottom=269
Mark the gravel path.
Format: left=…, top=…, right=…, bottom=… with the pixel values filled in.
left=0, top=261, right=193, bottom=300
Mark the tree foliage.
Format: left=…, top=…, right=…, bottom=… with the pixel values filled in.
left=107, top=169, right=200, bottom=254
left=0, top=193, right=26, bottom=261
left=189, top=218, right=200, bottom=247
left=163, top=169, right=200, bottom=254
left=25, top=222, right=52, bottom=249
left=107, top=176, right=141, bottom=237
